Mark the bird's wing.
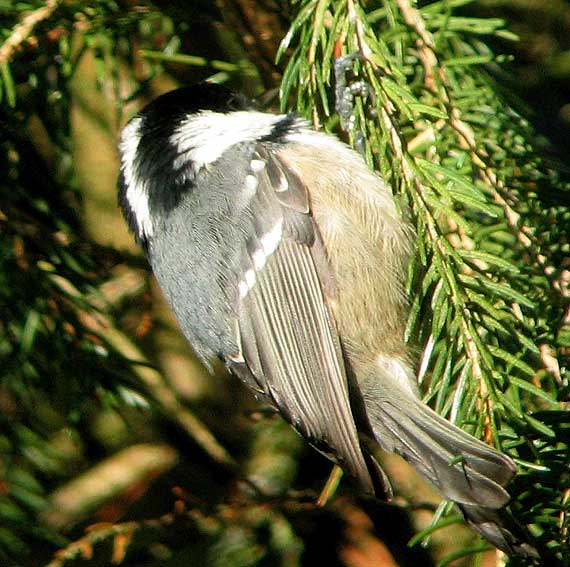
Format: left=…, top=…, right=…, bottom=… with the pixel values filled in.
left=227, top=146, right=382, bottom=494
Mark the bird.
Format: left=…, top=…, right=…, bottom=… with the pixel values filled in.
left=117, top=82, right=535, bottom=557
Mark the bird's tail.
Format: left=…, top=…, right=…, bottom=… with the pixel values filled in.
left=358, top=366, right=537, bottom=557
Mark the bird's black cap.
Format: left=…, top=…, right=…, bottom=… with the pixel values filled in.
left=139, top=82, right=251, bottom=129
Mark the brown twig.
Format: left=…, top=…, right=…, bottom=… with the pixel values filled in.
left=347, top=0, right=372, bottom=62
left=45, top=503, right=206, bottom=567
left=0, top=0, right=62, bottom=64
left=394, top=0, right=565, bottom=420
left=41, top=444, right=179, bottom=530
left=396, top=0, right=556, bottom=283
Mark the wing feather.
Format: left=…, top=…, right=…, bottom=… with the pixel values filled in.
left=234, top=148, right=377, bottom=492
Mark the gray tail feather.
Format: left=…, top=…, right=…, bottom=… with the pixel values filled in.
left=458, top=504, right=539, bottom=558
left=362, top=384, right=516, bottom=507
left=360, top=376, right=538, bottom=556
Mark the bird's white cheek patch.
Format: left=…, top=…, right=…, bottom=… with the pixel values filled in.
left=170, top=110, right=284, bottom=173
left=126, top=181, right=153, bottom=239
left=119, top=116, right=154, bottom=239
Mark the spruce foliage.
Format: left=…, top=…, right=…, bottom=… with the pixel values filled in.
left=0, top=1, right=568, bottom=566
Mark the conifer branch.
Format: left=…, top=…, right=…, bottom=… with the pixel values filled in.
left=0, top=0, right=62, bottom=64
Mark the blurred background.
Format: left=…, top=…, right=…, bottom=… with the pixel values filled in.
left=0, top=1, right=568, bottom=567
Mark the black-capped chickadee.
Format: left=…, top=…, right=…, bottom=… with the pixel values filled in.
left=118, top=82, right=533, bottom=556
